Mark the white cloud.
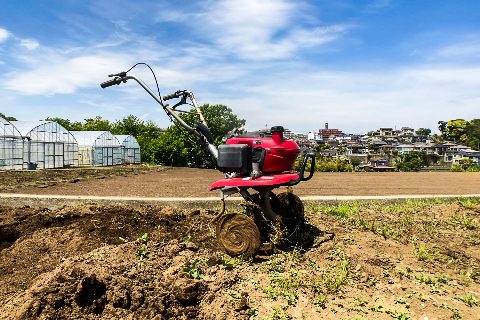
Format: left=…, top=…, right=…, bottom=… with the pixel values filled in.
left=4, top=54, right=134, bottom=95
left=19, top=39, right=40, bottom=50
left=156, top=0, right=347, bottom=60
left=0, top=27, right=10, bottom=43
left=436, top=41, right=480, bottom=59
left=204, top=64, right=480, bottom=133
left=201, top=0, right=347, bottom=60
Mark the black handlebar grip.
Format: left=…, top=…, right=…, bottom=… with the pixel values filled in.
left=100, top=77, right=122, bottom=89
left=162, top=93, right=179, bottom=101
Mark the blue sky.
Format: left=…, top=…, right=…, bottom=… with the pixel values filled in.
left=0, top=0, right=479, bottom=133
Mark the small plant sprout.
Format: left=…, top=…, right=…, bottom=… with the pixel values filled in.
left=181, top=234, right=192, bottom=243
left=183, top=259, right=205, bottom=279
left=135, top=232, right=150, bottom=261
left=415, top=243, right=433, bottom=261
left=137, top=232, right=149, bottom=244
left=457, top=293, right=480, bottom=307
left=136, top=244, right=149, bottom=261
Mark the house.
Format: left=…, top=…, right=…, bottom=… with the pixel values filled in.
left=318, top=123, right=344, bottom=141
left=396, top=144, right=415, bottom=154
left=378, top=128, right=394, bottom=137
left=360, top=157, right=395, bottom=172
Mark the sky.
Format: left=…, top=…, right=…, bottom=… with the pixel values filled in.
left=0, top=0, right=479, bottom=134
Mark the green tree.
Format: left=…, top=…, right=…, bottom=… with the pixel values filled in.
left=465, top=119, right=480, bottom=150
left=396, top=151, right=429, bottom=172
left=415, top=128, right=431, bottom=136
left=438, top=119, right=469, bottom=144
left=82, top=116, right=113, bottom=131
left=45, top=117, right=83, bottom=131
left=111, top=115, right=164, bottom=163
left=0, top=112, right=17, bottom=121
left=155, top=104, right=245, bottom=167
left=111, top=115, right=161, bottom=138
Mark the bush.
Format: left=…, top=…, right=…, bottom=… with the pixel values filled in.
left=450, top=164, right=463, bottom=172
left=466, top=164, right=480, bottom=172
left=295, top=157, right=353, bottom=172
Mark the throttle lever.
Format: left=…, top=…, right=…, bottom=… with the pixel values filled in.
left=108, top=71, right=127, bottom=78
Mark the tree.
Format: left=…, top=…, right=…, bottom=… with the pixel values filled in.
left=111, top=115, right=161, bottom=138
left=396, top=151, right=429, bottom=172
left=415, top=128, right=431, bottom=136
left=465, top=119, right=480, bottom=150
left=155, top=104, right=245, bottom=168
left=438, top=119, right=469, bottom=144
left=82, top=116, right=112, bottom=131
left=45, top=117, right=83, bottom=131
left=112, top=115, right=164, bottom=163
left=0, top=112, right=17, bottom=121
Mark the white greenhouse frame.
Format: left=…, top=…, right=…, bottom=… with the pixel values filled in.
left=0, top=118, right=24, bottom=170
left=10, top=121, right=79, bottom=169
left=71, top=131, right=122, bottom=166
left=115, top=135, right=141, bottom=164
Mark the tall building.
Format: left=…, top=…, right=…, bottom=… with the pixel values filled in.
left=318, top=123, right=344, bottom=141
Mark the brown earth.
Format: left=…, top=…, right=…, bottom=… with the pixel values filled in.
left=2, top=167, right=480, bottom=197
left=1, top=199, right=479, bottom=319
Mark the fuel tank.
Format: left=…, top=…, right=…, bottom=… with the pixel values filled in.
left=225, top=126, right=300, bottom=173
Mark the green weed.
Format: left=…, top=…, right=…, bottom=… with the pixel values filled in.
left=415, top=243, right=434, bottom=261
left=451, top=214, right=478, bottom=230
left=183, top=259, right=204, bottom=279
left=441, top=303, right=462, bottom=320
left=324, top=258, right=349, bottom=292
left=457, top=293, right=480, bottom=307
left=323, top=204, right=359, bottom=217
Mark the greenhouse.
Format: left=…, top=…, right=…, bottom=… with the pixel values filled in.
left=71, top=131, right=122, bottom=166
left=10, top=121, right=79, bottom=169
left=115, top=135, right=141, bottom=164
left=0, top=117, right=24, bottom=170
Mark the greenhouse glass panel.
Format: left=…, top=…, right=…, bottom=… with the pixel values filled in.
left=71, top=131, right=122, bottom=166
left=11, top=121, right=79, bottom=169
left=115, top=135, right=141, bottom=164
left=0, top=118, right=24, bottom=170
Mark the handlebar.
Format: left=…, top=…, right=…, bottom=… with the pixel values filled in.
left=98, top=70, right=217, bottom=159
left=100, top=77, right=122, bottom=88
left=163, top=90, right=188, bottom=101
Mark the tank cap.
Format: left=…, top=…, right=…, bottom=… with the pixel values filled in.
left=271, top=126, right=284, bottom=133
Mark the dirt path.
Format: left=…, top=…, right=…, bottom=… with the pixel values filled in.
left=4, top=167, right=480, bottom=197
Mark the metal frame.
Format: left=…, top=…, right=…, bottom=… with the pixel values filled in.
left=115, top=135, right=141, bottom=164
left=3, top=121, right=79, bottom=170
left=71, top=131, right=122, bottom=166
left=0, top=118, right=24, bottom=170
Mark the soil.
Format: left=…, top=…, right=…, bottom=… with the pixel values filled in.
left=2, top=167, right=480, bottom=197
left=0, top=165, right=164, bottom=192
left=1, top=200, right=479, bottom=319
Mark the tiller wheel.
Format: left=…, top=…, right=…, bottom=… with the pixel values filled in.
left=215, top=186, right=307, bottom=257
left=215, top=212, right=260, bottom=258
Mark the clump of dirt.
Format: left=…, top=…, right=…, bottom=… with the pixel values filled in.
left=1, top=199, right=480, bottom=319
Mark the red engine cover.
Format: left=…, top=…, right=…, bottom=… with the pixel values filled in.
left=225, top=131, right=300, bottom=173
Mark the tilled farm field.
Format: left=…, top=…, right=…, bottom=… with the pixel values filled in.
left=2, top=167, right=480, bottom=197
left=1, top=199, right=479, bottom=319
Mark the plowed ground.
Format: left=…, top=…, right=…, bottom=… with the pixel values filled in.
left=1, top=199, right=479, bottom=319
left=2, top=166, right=480, bottom=197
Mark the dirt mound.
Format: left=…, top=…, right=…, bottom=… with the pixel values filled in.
left=6, top=241, right=228, bottom=319
left=0, top=203, right=257, bottom=319
left=1, top=200, right=480, bottom=319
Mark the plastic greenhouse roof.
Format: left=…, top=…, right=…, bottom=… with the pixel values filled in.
left=0, top=118, right=22, bottom=137
left=114, top=135, right=140, bottom=146
left=71, top=131, right=120, bottom=147
left=10, top=121, right=52, bottom=137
